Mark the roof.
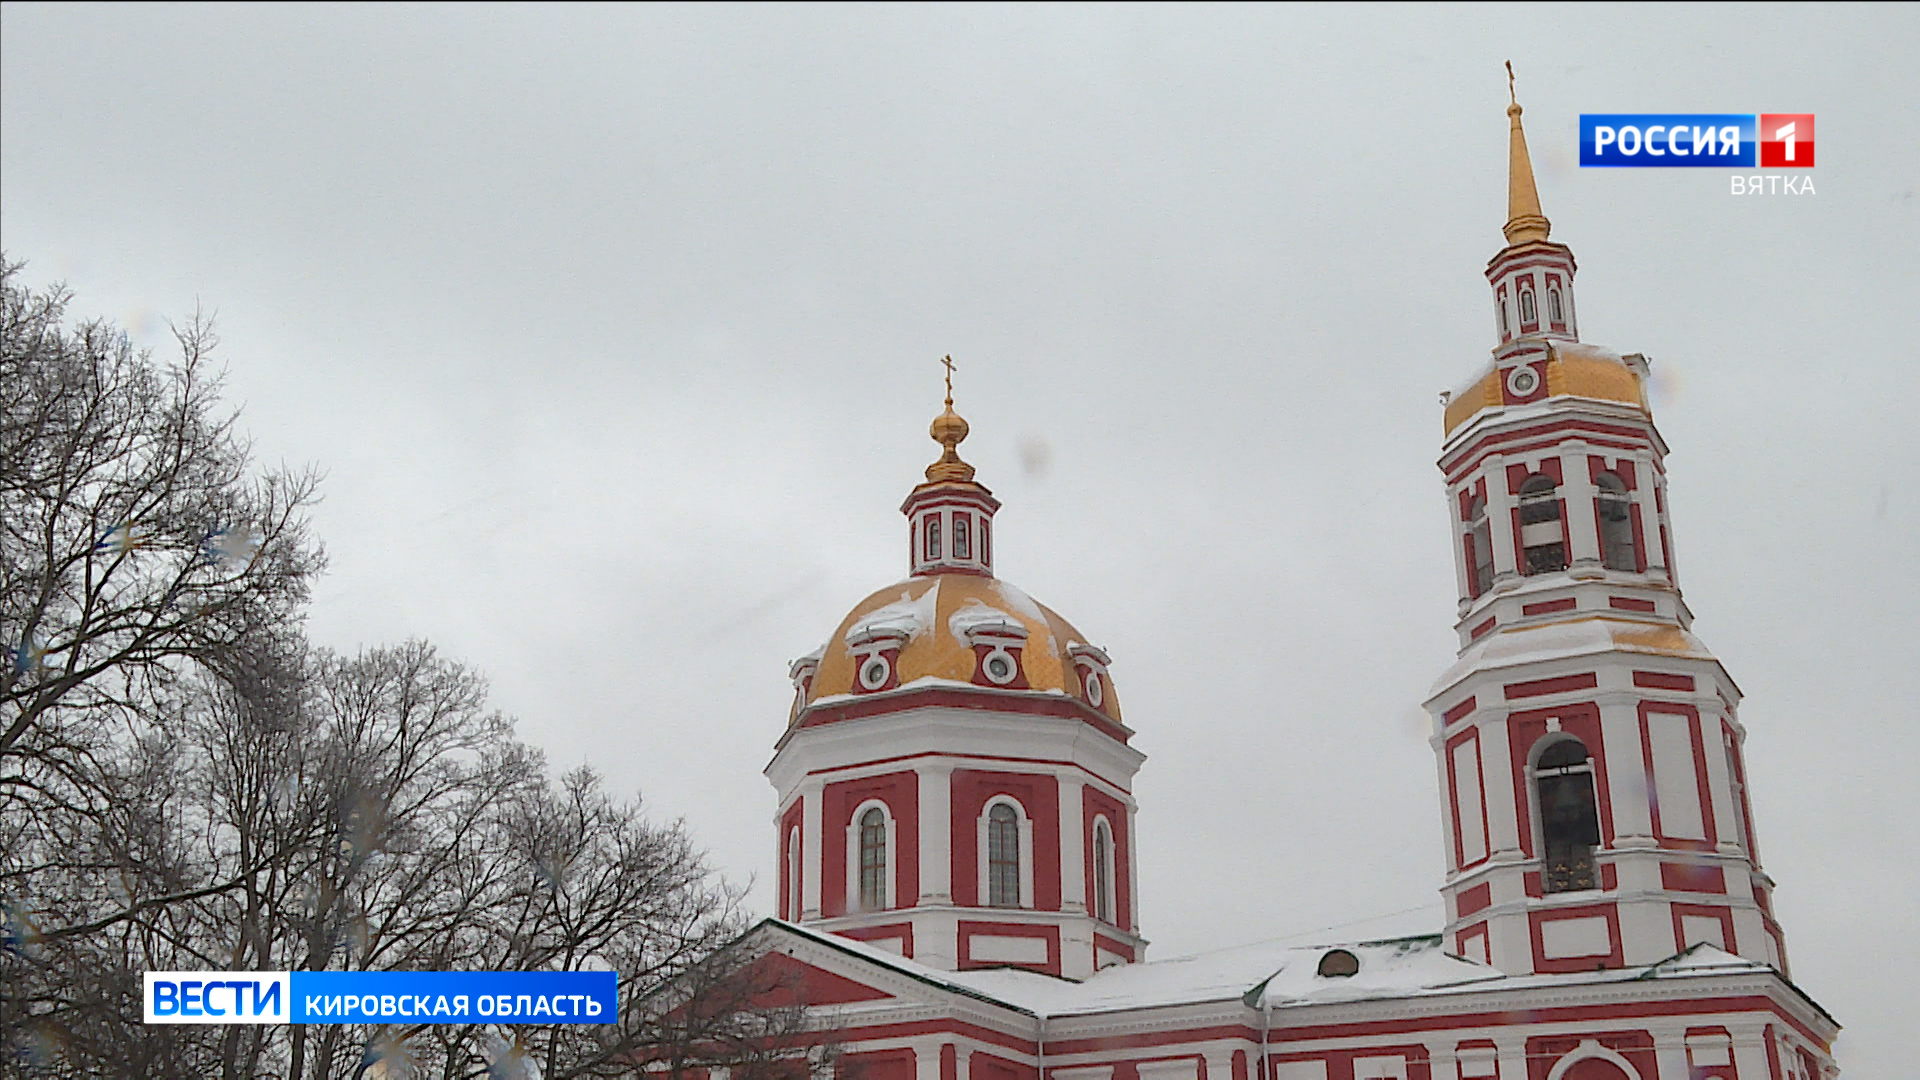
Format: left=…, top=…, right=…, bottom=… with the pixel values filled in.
left=755, top=920, right=1806, bottom=1021
left=1443, top=342, right=1650, bottom=437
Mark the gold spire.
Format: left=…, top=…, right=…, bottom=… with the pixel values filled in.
left=925, top=354, right=976, bottom=483
left=1503, top=61, right=1552, bottom=246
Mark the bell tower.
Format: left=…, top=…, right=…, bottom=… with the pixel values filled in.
left=1424, top=79, right=1791, bottom=979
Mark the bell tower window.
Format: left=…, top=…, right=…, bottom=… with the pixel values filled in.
left=1517, top=475, right=1567, bottom=574
left=1596, top=473, right=1638, bottom=571
left=953, top=514, right=971, bottom=560
left=923, top=514, right=942, bottom=561
left=1466, top=497, right=1494, bottom=598
left=1519, top=286, right=1537, bottom=325
left=987, top=803, right=1021, bottom=907
left=858, top=807, right=888, bottom=911
left=1535, top=736, right=1602, bottom=893
left=1548, top=286, right=1564, bottom=325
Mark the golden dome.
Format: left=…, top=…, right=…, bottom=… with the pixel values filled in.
left=1444, top=344, right=1650, bottom=437
left=797, top=573, right=1122, bottom=723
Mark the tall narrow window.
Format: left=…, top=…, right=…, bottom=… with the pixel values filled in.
left=987, top=804, right=1020, bottom=907
left=1596, top=473, right=1638, bottom=571
left=1517, top=475, right=1567, bottom=574
left=1519, top=287, right=1536, bottom=325
left=787, top=828, right=801, bottom=920
left=858, top=808, right=887, bottom=911
left=1466, top=497, right=1494, bottom=598
left=1535, top=737, right=1602, bottom=893
left=923, top=514, right=941, bottom=560
left=1092, top=820, right=1114, bottom=923
left=1548, top=287, right=1564, bottom=325
left=953, top=514, right=971, bottom=559
left=1498, top=298, right=1510, bottom=336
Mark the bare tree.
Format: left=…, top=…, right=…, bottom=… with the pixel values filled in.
left=3, top=258, right=325, bottom=1075
left=2, top=264, right=836, bottom=1080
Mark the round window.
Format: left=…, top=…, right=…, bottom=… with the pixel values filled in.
left=982, top=649, right=1017, bottom=685
left=1084, top=669, right=1104, bottom=707
left=1506, top=365, right=1540, bottom=397
left=858, top=655, right=891, bottom=691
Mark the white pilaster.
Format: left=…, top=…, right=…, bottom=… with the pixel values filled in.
left=1484, top=457, right=1519, bottom=581
left=913, top=1039, right=944, bottom=1080
left=1599, top=699, right=1653, bottom=841
left=800, top=780, right=824, bottom=919
left=1561, top=444, right=1601, bottom=568
left=919, top=765, right=953, bottom=904
left=1478, top=716, right=1522, bottom=859
left=1650, top=1023, right=1689, bottom=1080
left=1059, top=777, right=1087, bottom=912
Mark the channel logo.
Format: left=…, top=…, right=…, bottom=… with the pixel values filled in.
left=1580, top=114, right=1814, bottom=168
left=144, top=970, right=618, bottom=1025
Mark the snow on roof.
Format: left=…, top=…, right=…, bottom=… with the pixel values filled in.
left=1246, top=936, right=1503, bottom=1008
left=765, top=921, right=1780, bottom=1020
left=949, top=598, right=1026, bottom=640
left=847, top=580, right=940, bottom=644
left=1640, top=942, right=1768, bottom=977
left=1430, top=617, right=1714, bottom=698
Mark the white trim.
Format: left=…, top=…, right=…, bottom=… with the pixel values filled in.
left=1544, top=1040, right=1641, bottom=1080
left=846, top=798, right=898, bottom=912
left=977, top=795, right=1035, bottom=909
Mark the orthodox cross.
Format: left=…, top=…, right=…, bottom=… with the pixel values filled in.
left=1506, top=60, right=1517, bottom=106
left=941, top=354, right=956, bottom=406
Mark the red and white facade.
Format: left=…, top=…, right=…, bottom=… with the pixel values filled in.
left=712, top=96, right=1840, bottom=1080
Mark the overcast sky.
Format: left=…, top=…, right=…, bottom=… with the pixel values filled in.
left=4, top=3, right=1916, bottom=1072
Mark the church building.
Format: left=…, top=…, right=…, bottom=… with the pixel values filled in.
left=729, top=92, right=1841, bottom=1080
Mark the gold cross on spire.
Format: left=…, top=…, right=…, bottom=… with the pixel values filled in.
left=1506, top=59, right=1517, bottom=106
left=925, top=353, right=975, bottom=483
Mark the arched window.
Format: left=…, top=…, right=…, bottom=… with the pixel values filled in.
left=858, top=807, right=888, bottom=910
left=1535, top=736, right=1602, bottom=893
left=1596, top=473, right=1637, bottom=571
left=1517, top=475, right=1567, bottom=574
left=1548, top=287, right=1564, bottom=325
left=923, top=514, right=941, bottom=560
left=1092, top=819, right=1114, bottom=923
left=953, top=514, right=971, bottom=560
left=1466, top=497, right=1494, bottom=598
left=1519, top=287, right=1536, bottom=325
left=987, top=804, right=1021, bottom=907
left=786, top=828, right=801, bottom=920
left=1498, top=296, right=1510, bottom=336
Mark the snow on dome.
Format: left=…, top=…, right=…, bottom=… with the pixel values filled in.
left=947, top=598, right=1024, bottom=640
left=846, top=580, right=940, bottom=645
left=1430, top=616, right=1717, bottom=698
left=797, top=573, right=1123, bottom=724
left=1444, top=340, right=1650, bottom=437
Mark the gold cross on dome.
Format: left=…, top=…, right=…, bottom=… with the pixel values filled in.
left=941, top=354, right=956, bottom=406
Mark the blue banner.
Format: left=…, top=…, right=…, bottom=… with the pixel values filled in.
left=290, top=971, right=617, bottom=1024
left=1579, top=114, right=1755, bottom=167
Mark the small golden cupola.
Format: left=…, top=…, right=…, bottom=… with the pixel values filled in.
left=903, top=355, right=1000, bottom=577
